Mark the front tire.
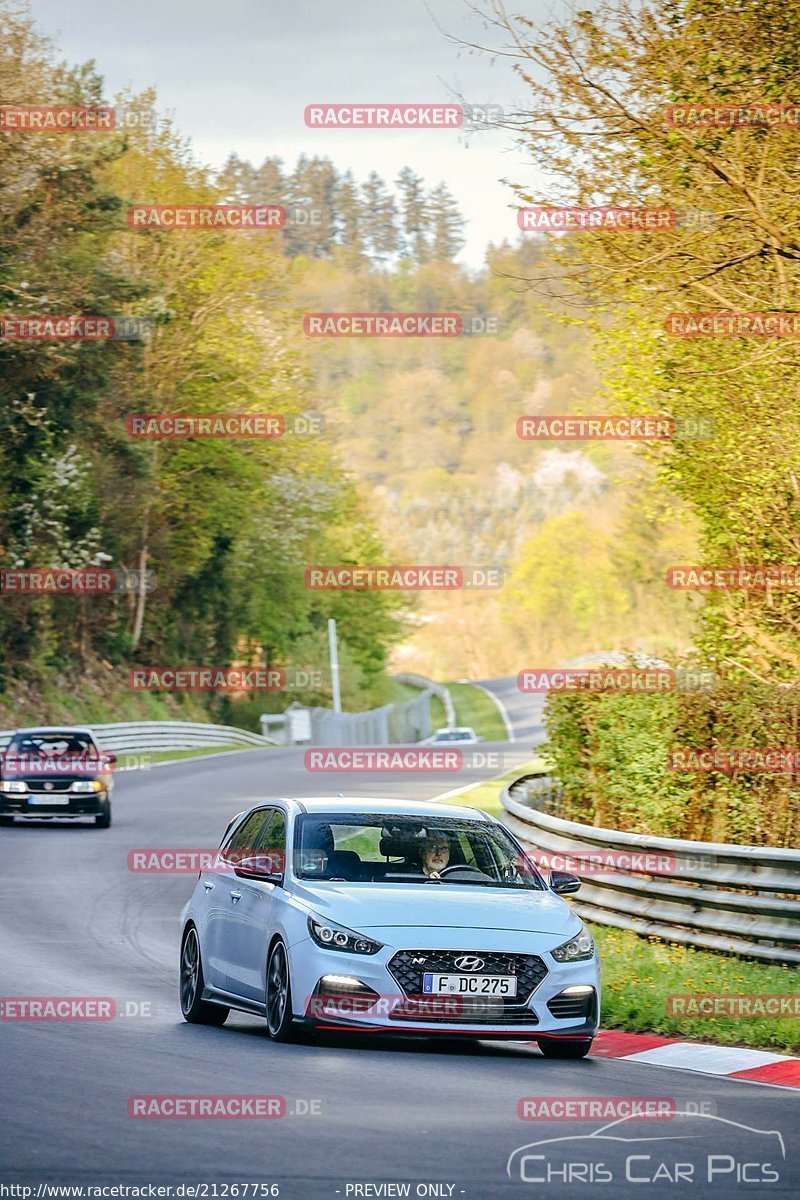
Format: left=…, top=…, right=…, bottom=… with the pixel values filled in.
left=94, top=801, right=111, bottom=828
left=180, top=926, right=229, bottom=1025
left=265, top=941, right=297, bottom=1042
left=538, top=1038, right=593, bottom=1060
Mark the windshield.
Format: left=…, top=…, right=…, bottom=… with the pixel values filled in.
left=294, top=813, right=546, bottom=889
left=4, top=732, right=99, bottom=772
left=433, top=730, right=473, bottom=741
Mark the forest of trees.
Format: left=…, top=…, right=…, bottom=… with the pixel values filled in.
left=217, top=155, right=466, bottom=263
left=484, top=0, right=800, bottom=846
left=1, top=0, right=697, bottom=727
left=0, top=4, right=409, bottom=724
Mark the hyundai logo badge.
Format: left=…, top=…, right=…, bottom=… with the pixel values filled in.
left=453, top=955, right=485, bottom=972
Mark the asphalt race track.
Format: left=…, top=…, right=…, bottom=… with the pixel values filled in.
left=473, top=679, right=545, bottom=745
left=1, top=747, right=797, bottom=1198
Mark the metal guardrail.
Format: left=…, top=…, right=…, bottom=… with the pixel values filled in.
left=0, top=720, right=274, bottom=754
left=501, top=772, right=800, bottom=964
left=393, top=673, right=456, bottom=728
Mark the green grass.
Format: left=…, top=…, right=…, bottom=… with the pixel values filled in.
left=120, top=744, right=259, bottom=768
left=447, top=682, right=508, bottom=741
left=388, top=680, right=447, bottom=731
left=595, top=926, right=800, bottom=1053
left=436, top=758, right=549, bottom=816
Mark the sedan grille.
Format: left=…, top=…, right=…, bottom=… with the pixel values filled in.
left=25, top=780, right=73, bottom=794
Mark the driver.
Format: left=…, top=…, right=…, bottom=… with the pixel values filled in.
left=420, top=834, right=451, bottom=879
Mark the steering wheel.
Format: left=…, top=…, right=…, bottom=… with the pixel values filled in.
left=433, top=864, right=490, bottom=880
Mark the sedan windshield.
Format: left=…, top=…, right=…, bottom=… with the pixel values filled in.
left=294, top=813, right=545, bottom=889
left=4, top=732, right=99, bottom=773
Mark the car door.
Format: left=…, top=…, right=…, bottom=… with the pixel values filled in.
left=223, top=808, right=287, bottom=1002
left=201, top=809, right=274, bottom=990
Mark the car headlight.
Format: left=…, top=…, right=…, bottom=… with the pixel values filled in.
left=307, top=914, right=383, bottom=955
left=0, top=781, right=27, bottom=793
left=71, top=780, right=103, bottom=793
left=551, top=925, right=596, bottom=963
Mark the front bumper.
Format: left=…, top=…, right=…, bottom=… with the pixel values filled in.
left=0, top=788, right=109, bottom=817
left=290, top=931, right=601, bottom=1039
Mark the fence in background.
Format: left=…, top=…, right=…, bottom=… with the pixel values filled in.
left=392, top=672, right=455, bottom=728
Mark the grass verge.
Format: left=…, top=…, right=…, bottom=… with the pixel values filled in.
left=121, top=744, right=260, bottom=768
left=447, top=682, right=508, bottom=741
left=435, top=759, right=548, bottom=816
left=388, top=680, right=447, bottom=730
left=594, top=926, right=800, bottom=1053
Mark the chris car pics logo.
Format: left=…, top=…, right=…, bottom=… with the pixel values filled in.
left=507, top=1113, right=785, bottom=1185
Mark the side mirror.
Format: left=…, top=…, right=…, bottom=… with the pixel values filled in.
left=102, top=753, right=117, bottom=769
left=549, top=870, right=581, bottom=895
left=233, top=854, right=283, bottom=883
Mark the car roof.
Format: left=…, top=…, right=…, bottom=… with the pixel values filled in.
left=9, top=726, right=96, bottom=737
left=237, top=796, right=496, bottom=821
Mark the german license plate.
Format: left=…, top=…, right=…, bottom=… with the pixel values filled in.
left=422, top=973, right=517, bottom=996
left=28, top=796, right=70, bottom=805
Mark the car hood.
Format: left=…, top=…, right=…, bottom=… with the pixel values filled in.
left=0, top=767, right=105, bottom=781
left=290, top=881, right=577, bottom=936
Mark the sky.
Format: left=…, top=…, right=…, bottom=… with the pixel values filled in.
left=25, top=0, right=557, bottom=267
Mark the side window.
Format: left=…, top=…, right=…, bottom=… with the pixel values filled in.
left=256, top=810, right=286, bottom=874
left=223, top=810, right=273, bottom=860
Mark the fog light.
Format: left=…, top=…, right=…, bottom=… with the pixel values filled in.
left=320, top=974, right=363, bottom=991
left=562, top=985, right=594, bottom=995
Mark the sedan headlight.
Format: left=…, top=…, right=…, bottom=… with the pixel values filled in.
left=551, top=925, right=596, bottom=963
left=0, top=781, right=27, bottom=793
left=307, top=914, right=382, bottom=956
left=71, top=780, right=103, bottom=793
